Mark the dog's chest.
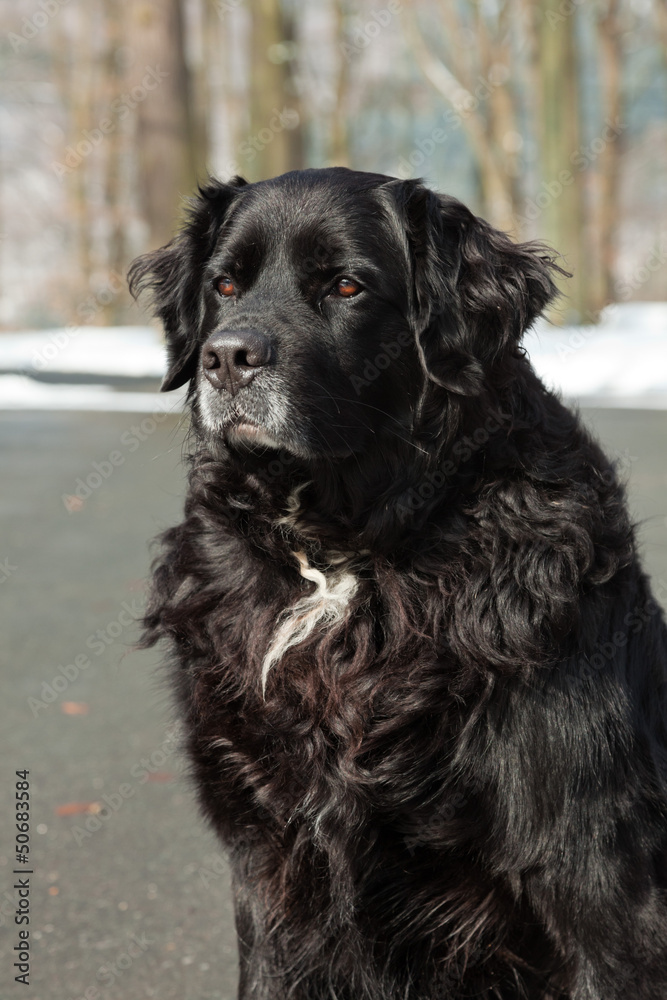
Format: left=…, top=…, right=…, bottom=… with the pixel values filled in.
left=260, top=548, right=362, bottom=691
left=193, top=542, right=467, bottom=844
left=207, top=646, right=461, bottom=847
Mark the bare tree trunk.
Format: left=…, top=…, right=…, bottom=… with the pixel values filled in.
left=130, top=0, right=201, bottom=249
left=329, top=0, right=350, bottom=167
left=480, top=1, right=523, bottom=234
left=53, top=4, right=95, bottom=304
left=210, top=0, right=249, bottom=180
left=187, top=0, right=213, bottom=182
left=516, top=0, right=543, bottom=236
left=280, top=4, right=304, bottom=172
left=596, top=0, right=624, bottom=307
left=100, top=0, right=127, bottom=323
left=538, top=0, right=586, bottom=321
left=246, top=0, right=303, bottom=182
left=656, top=0, right=667, bottom=61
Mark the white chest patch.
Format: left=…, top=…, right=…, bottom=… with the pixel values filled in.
left=261, top=549, right=359, bottom=694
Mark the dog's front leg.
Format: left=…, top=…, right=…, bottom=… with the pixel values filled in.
left=470, top=657, right=667, bottom=1000
left=229, top=843, right=335, bottom=1000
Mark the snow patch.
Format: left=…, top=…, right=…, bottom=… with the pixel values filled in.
left=524, top=302, right=667, bottom=403
left=0, top=375, right=185, bottom=413
left=0, top=303, right=665, bottom=411
left=0, top=326, right=166, bottom=378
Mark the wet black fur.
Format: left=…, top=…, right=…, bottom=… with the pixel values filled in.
left=129, top=168, right=667, bottom=999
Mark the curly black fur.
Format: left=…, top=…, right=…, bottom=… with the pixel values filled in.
left=129, top=168, right=667, bottom=999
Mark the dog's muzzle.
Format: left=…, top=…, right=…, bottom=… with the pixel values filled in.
left=202, top=329, right=272, bottom=395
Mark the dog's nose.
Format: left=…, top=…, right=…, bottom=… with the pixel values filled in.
left=202, top=330, right=272, bottom=394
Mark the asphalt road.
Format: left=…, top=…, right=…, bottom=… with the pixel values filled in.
left=1, top=407, right=666, bottom=1000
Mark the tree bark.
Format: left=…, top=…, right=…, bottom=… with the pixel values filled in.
left=538, top=1, right=586, bottom=321
left=131, top=0, right=201, bottom=250
left=53, top=4, right=95, bottom=303
left=595, top=0, right=624, bottom=308
left=100, top=0, right=127, bottom=323
left=246, top=0, right=303, bottom=182
left=329, top=0, right=350, bottom=168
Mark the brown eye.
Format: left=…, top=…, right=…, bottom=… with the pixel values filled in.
left=335, top=278, right=361, bottom=298
left=217, top=277, right=235, bottom=297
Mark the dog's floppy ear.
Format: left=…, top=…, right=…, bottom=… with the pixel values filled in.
left=387, top=180, right=566, bottom=395
left=128, top=176, right=247, bottom=391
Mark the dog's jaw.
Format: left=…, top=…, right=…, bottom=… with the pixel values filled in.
left=194, top=373, right=342, bottom=461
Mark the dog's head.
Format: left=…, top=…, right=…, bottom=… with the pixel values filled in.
left=129, top=167, right=562, bottom=472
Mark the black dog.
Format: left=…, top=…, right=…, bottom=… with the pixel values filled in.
left=129, top=168, right=667, bottom=999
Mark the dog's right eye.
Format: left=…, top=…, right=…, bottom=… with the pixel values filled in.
left=217, top=277, right=235, bottom=297
left=328, top=278, right=362, bottom=299
left=336, top=279, right=360, bottom=297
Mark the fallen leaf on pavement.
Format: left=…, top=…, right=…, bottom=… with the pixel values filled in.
left=55, top=802, right=102, bottom=817
left=61, top=702, right=89, bottom=715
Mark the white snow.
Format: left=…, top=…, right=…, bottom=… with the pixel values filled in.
left=0, top=375, right=186, bottom=413
left=525, top=302, right=667, bottom=408
left=0, top=303, right=665, bottom=411
left=0, top=326, right=166, bottom=378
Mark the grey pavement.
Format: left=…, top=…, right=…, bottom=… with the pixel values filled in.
left=1, top=407, right=666, bottom=1000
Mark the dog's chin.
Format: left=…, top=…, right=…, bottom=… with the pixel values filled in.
left=201, top=412, right=358, bottom=463
left=222, top=423, right=355, bottom=463
left=225, top=421, right=283, bottom=452
left=196, top=383, right=363, bottom=463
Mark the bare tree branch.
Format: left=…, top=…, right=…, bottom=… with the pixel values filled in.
left=407, top=5, right=516, bottom=232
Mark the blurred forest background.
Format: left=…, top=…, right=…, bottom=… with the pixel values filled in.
left=1, top=0, right=666, bottom=331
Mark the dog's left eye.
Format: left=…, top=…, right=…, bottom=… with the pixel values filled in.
left=217, top=277, right=235, bottom=297
left=332, top=278, right=361, bottom=298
